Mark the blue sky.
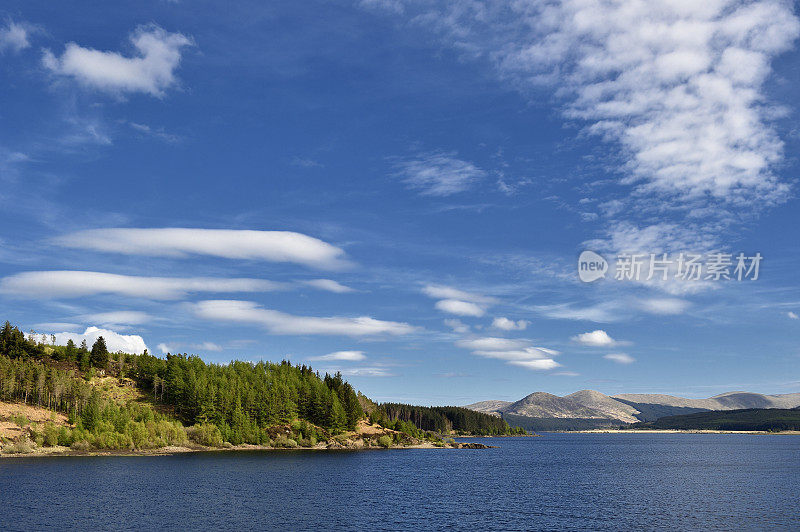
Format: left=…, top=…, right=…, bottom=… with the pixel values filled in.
left=1, top=1, right=800, bottom=405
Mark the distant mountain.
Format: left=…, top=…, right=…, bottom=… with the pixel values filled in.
left=464, top=390, right=800, bottom=428
left=565, top=390, right=641, bottom=424
left=613, top=392, right=800, bottom=412
left=504, top=392, right=608, bottom=419
left=463, top=400, right=512, bottom=416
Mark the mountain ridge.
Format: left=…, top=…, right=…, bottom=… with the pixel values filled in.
left=464, top=390, right=800, bottom=426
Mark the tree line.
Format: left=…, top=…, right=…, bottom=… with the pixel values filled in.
left=373, top=403, right=525, bottom=435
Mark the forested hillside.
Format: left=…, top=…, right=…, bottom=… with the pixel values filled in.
left=0, top=320, right=522, bottom=453
left=375, top=403, right=524, bottom=435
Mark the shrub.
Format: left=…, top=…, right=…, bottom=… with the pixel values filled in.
left=378, top=435, right=392, bottom=448
left=4, top=437, right=34, bottom=454
left=273, top=436, right=298, bottom=448
left=187, top=423, right=223, bottom=447
left=70, top=440, right=91, bottom=451
left=43, top=423, right=60, bottom=447
left=57, top=427, right=73, bottom=447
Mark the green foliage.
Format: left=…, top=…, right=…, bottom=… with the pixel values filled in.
left=375, top=403, right=520, bottom=435
left=633, top=407, right=800, bottom=431
left=4, top=436, right=34, bottom=454
left=187, top=423, right=224, bottom=447
left=130, top=353, right=363, bottom=439
left=90, top=337, right=109, bottom=369
left=273, top=435, right=299, bottom=448
left=377, top=435, right=392, bottom=448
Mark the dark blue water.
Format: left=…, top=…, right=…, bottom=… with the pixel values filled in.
left=1, top=434, right=799, bottom=530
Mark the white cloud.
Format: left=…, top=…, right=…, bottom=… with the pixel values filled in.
left=303, top=279, right=354, bottom=293
left=494, top=1, right=797, bottom=204
left=604, top=353, right=636, bottom=364
left=423, top=284, right=496, bottom=304
left=129, top=122, right=181, bottom=143
left=536, top=297, right=691, bottom=322
left=193, top=300, right=416, bottom=336
left=788, top=311, right=799, bottom=320
left=333, top=366, right=395, bottom=377
left=456, top=336, right=560, bottom=371
left=54, top=228, right=349, bottom=269
left=78, top=310, right=151, bottom=326
left=0, top=270, right=282, bottom=299
left=50, top=326, right=148, bottom=354
left=456, top=336, right=529, bottom=352
left=508, top=359, right=560, bottom=371
left=444, top=318, right=470, bottom=333
left=34, top=322, right=80, bottom=331
left=492, top=317, right=529, bottom=331
left=554, top=371, right=580, bottom=377
left=42, top=25, right=193, bottom=96
left=572, top=330, right=618, bottom=347
left=195, top=341, right=222, bottom=352
left=396, top=152, right=486, bottom=196
left=0, top=21, right=30, bottom=53
left=424, top=284, right=495, bottom=317
left=638, top=298, right=691, bottom=315
left=472, top=347, right=558, bottom=361
left=435, top=299, right=485, bottom=317
left=309, top=350, right=367, bottom=362
left=157, top=341, right=223, bottom=353
left=535, top=302, right=624, bottom=323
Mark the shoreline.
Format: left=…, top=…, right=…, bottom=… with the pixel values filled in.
left=569, top=429, right=800, bottom=435
left=0, top=440, right=495, bottom=459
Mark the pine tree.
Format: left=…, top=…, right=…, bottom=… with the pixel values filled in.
left=90, top=337, right=109, bottom=369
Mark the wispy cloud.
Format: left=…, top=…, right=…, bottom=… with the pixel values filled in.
left=444, top=318, right=470, bottom=333
left=394, top=1, right=800, bottom=207
left=332, top=366, right=396, bottom=377
left=424, top=283, right=495, bottom=317
left=502, top=0, right=800, bottom=205
left=302, top=279, right=355, bottom=293
left=395, top=152, right=485, bottom=196
left=435, top=299, right=485, bottom=317
left=456, top=336, right=560, bottom=371
left=54, top=228, right=351, bottom=269
left=422, top=284, right=496, bottom=304
left=492, top=317, right=529, bottom=331
left=128, top=122, right=181, bottom=143
left=0, top=271, right=283, bottom=299
left=43, top=24, right=194, bottom=97
left=309, top=350, right=366, bottom=361
left=604, top=353, right=636, bottom=365
left=78, top=310, right=151, bottom=327
left=0, top=21, right=30, bottom=53
left=193, top=299, right=416, bottom=336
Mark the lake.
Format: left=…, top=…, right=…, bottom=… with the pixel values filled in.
left=1, top=433, right=799, bottom=530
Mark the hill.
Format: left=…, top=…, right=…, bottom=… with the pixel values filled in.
left=565, top=390, right=641, bottom=424
left=463, top=400, right=512, bottom=416
left=464, top=389, right=800, bottom=428
left=612, top=391, right=800, bottom=411
left=0, top=320, right=517, bottom=455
